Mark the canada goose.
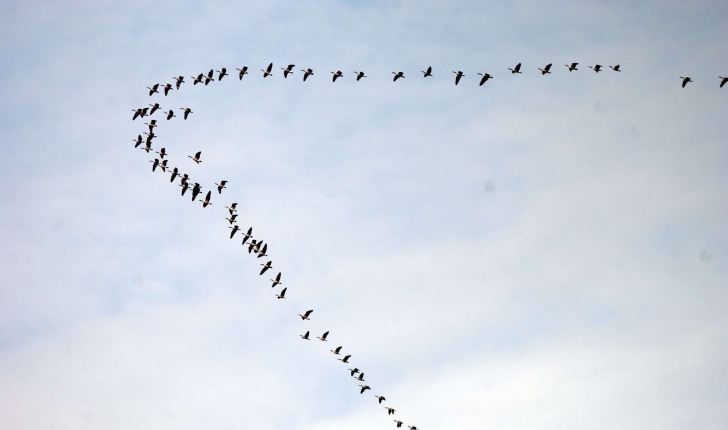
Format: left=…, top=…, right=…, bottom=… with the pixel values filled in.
left=169, top=167, right=179, bottom=183
left=566, top=62, right=579, bottom=72
left=375, top=395, right=386, bottom=404
left=301, top=68, right=314, bottom=81
left=298, top=310, right=313, bottom=320
left=359, top=385, right=370, bottom=393
left=141, top=141, right=152, bottom=153
left=392, top=71, right=405, bottom=81
left=259, top=261, right=272, bottom=275
left=339, top=355, right=351, bottom=363
left=453, top=70, right=464, bottom=85
left=132, top=108, right=145, bottom=120
left=356, top=373, right=365, bottom=381
left=270, top=272, right=282, bottom=287
left=680, top=76, right=693, bottom=88
left=256, top=243, right=268, bottom=258
left=589, top=64, right=602, bottom=73
left=217, top=68, right=228, bottom=81
left=281, top=64, right=295, bottom=78
left=331, top=346, right=342, bottom=355
left=422, top=66, right=432, bottom=77
left=509, top=63, right=522, bottom=74
left=331, top=70, right=343, bottom=82
left=204, top=69, right=215, bottom=85
left=276, top=287, right=287, bottom=299
left=610, top=65, right=621, bottom=72
left=145, top=119, right=157, bottom=133
left=192, top=73, right=204, bottom=85
left=349, top=368, right=359, bottom=376
left=180, top=107, right=193, bottom=120
left=248, top=239, right=260, bottom=253
left=188, top=151, right=202, bottom=164
left=226, top=214, right=238, bottom=224
left=538, top=63, right=552, bottom=74
left=143, top=131, right=155, bottom=144
left=386, top=407, right=396, bottom=415
left=229, top=225, right=240, bottom=239
left=163, top=83, right=173, bottom=96
left=199, top=190, right=212, bottom=208
left=150, top=158, right=160, bottom=172
left=155, top=147, right=166, bottom=159
left=317, top=331, right=329, bottom=341
left=133, top=134, right=142, bottom=148
left=262, top=62, right=273, bottom=78
left=300, top=331, right=310, bottom=340
left=166, top=109, right=176, bottom=120
left=190, top=183, right=201, bottom=201
left=180, top=181, right=189, bottom=196
left=179, top=173, right=190, bottom=185
left=147, top=83, right=159, bottom=96
left=174, top=76, right=185, bottom=89
left=148, top=103, right=161, bottom=115
left=354, top=71, right=366, bottom=81
left=225, top=203, right=238, bottom=215
left=408, top=426, right=417, bottom=430
left=720, top=77, right=727, bottom=88
left=394, top=420, right=403, bottom=428
left=236, top=66, right=249, bottom=80
left=158, top=159, right=168, bottom=172
left=477, top=72, right=493, bottom=86
left=215, top=180, right=227, bottom=194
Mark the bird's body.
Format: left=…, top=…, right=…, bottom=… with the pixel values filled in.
left=149, top=103, right=160, bottom=115
left=174, top=76, right=185, bottom=89
left=719, top=76, right=727, bottom=88
left=155, top=147, right=166, bottom=159
left=349, top=368, right=359, bottom=377
left=281, top=64, right=295, bottom=78
left=141, top=141, right=152, bottom=153
left=170, top=167, right=179, bottom=183
left=354, top=71, right=366, bottom=81
left=359, top=385, right=370, bottom=394
left=145, top=119, right=157, bottom=133
left=276, top=287, right=287, bottom=299
left=262, top=63, right=273, bottom=78
left=331, top=346, right=342, bottom=355
left=375, top=396, right=386, bottom=404
left=226, top=203, right=238, bottom=215
left=590, top=64, right=602, bottom=73
left=166, top=109, right=176, bottom=120
left=331, top=70, right=343, bottom=82
left=392, top=71, right=405, bottom=81
left=133, top=134, right=142, bottom=148
left=356, top=373, right=365, bottom=381
left=215, top=180, right=227, bottom=194
left=226, top=214, right=238, bottom=224
left=256, top=243, right=268, bottom=258
left=298, top=310, right=313, bottom=320
left=422, top=66, right=432, bottom=77
left=339, top=355, right=351, bottom=363
left=509, top=63, right=522, bottom=74
left=566, top=62, right=579, bottom=72
left=538, top=63, right=552, bottom=75
left=147, top=83, right=159, bottom=96
left=610, top=65, right=621, bottom=72
left=229, top=225, right=240, bottom=239
left=204, top=69, right=215, bottom=85
left=301, top=68, right=314, bottom=81
left=163, top=83, right=173, bottom=96
left=180, top=107, right=193, bottom=120
left=150, top=158, right=160, bottom=172
left=190, top=183, right=201, bottom=201
left=300, top=331, right=310, bottom=340
left=680, top=76, right=693, bottom=88
left=188, top=151, right=202, bottom=164
left=236, top=67, right=248, bottom=80
left=260, top=261, right=272, bottom=275
left=394, top=420, right=403, bottom=428
left=453, top=70, right=464, bottom=85
left=317, top=331, right=329, bottom=341
left=158, top=159, right=168, bottom=172
left=192, top=73, right=204, bottom=85
left=217, top=68, right=228, bottom=81
left=200, top=190, right=212, bottom=207
left=270, top=272, right=282, bottom=287
left=386, top=407, right=396, bottom=415
left=180, top=182, right=189, bottom=196
left=477, top=72, right=493, bottom=86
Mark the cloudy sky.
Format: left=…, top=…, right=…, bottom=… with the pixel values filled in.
left=1, top=0, right=727, bottom=429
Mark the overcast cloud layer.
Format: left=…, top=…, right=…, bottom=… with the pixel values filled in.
left=1, top=1, right=727, bottom=429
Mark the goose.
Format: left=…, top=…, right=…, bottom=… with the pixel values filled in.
left=331, top=346, right=342, bottom=355
left=508, top=62, right=522, bottom=74
left=394, top=421, right=403, bottom=428
left=236, top=66, right=249, bottom=80
left=422, top=66, right=432, bottom=77
left=188, top=151, right=202, bottom=164
left=150, top=158, right=160, bottom=172
left=356, top=373, right=365, bottom=381
left=270, top=272, right=282, bottom=287
left=131, top=108, right=145, bottom=120
left=180, top=181, right=189, bottom=197
left=720, top=76, right=727, bottom=88
left=354, top=71, right=366, bottom=81
left=148, top=103, right=161, bottom=115
left=256, top=243, right=268, bottom=258
left=147, top=83, right=159, bottom=96
left=349, top=368, right=359, bottom=377
left=154, top=147, right=166, bottom=159
left=262, top=62, right=274, bottom=78
left=408, top=426, right=417, bottom=430
left=259, top=261, right=272, bottom=275
left=538, top=63, right=552, bottom=74
left=174, top=76, right=185, bottom=89
left=339, top=355, right=351, bottom=363
left=386, top=407, right=396, bottom=415
left=375, top=395, right=386, bottom=404
left=317, top=331, right=329, bottom=341
left=158, top=159, right=168, bottom=172
left=141, top=141, right=152, bottom=153
left=192, top=73, right=204, bottom=85
left=331, top=70, right=343, bottom=82
left=453, top=70, right=464, bottom=85
left=248, top=239, right=260, bottom=254
left=180, top=107, right=193, bottom=120
left=169, top=167, right=179, bottom=183
left=477, top=72, right=493, bottom=86
left=680, top=76, right=693, bottom=88
left=392, top=71, right=405, bottom=81
left=229, top=225, right=240, bottom=239
left=216, top=67, right=228, bottom=81
left=133, top=134, right=142, bottom=148
left=589, top=64, right=602, bottom=73
left=145, top=119, right=157, bottom=132
left=199, top=190, right=212, bottom=208
left=225, top=203, right=238, bottom=214
left=166, top=109, right=176, bottom=120
left=281, top=64, right=295, bottom=78
left=143, top=131, right=155, bottom=144
left=298, top=310, right=313, bottom=320
left=179, top=173, right=190, bottom=185
left=215, top=180, right=227, bottom=194
left=300, top=331, right=310, bottom=340
left=276, top=287, right=287, bottom=299
left=301, top=68, right=314, bottom=81
left=204, top=69, right=215, bottom=85
left=609, top=64, right=621, bottom=72
left=190, top=183, right=201, bottom=201
left=226, top=214, right=238, bottom=225
left=163, top=83, right=173, bottom=96
left=566, top=62, right=579, bottom=72
left=359, top=385, right=370, bottom=393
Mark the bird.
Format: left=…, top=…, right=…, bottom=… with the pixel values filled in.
left=477, top=72, right=493, bottom=86
left=394, top=420, right=403, bottom=428
left=131, top=108, right=145, bottom=120
left=158, top=160, right=168, bottom=172
left=225, top=214, right=238, bottom=225
left=180, top=181, right=189, bottom=197
left=331, top=346, right=342, bottom=355
left=188, top=151, right=202, bottom=164
left=155, top=147, right=166, bottom=159
left=422, top=66, right=432, bottom=77
left=199, top=190, right=212, bottom=208
left=229, top=225, right=240, bottom=239
left=356, top=373, right=365, bottom=381
left=166, top=109, right=176, bottom=120
left=392, top=71, right=405, bottom=81
left=359, top=385, right=370, bottom=393
left=589, top=64, right=602, bottom=73
left=508, top=63, right=522, bottom=74
left=215, top=180, right=227, bottom=194
left=204, top=69, right=215, bottom=85
left=339, top=355, right=351, bottom=363
left=192, top=73, right=204, bottom=85
left=298, top=310, right=313, bottom=320
left=331, top=70, right=343, bottom=82
left=301, top=68, right=314, bottom=81
left=262, top=62, right=273, bottom=78
left=680, top=76, right=693, bottom=88
left=317, top=331, right=329, bottom=341
left=225, top=203, right=238, bottom=214
left=375, top=395, right=386, bottom=404
left=147, top=83, right=159, bottom=96
left=453, top=70, right=464, bottom=85
left=160, top=83, right=171, bottom=96
left=148, top=103, right=161, bottom=115
left=180, top=107, right=193, bottom=120
left=354, top=71, right=366, bottom=81
left=260, top=261, right=272, bottom=275
left=719, top=76, right=727, bottom=88
left=281, top=64, right=295, bottom=78
left=408, top=426, right=417, bottom=430
left=179, top=173, right=190, bottom=185
left=217, top=68, right=228, bottom=81
left=143, top=131, right=155, bottom=144
left=300, top=331, right=310, bottom=340
left=276, top=287, right=287, bottom=299
left=538, top=63, right=552, bottom=74
left=169, top=167, right=179, bottom=183
left=236, top=66, right=248, bottom=80
left=173, top=76, right=185, bottom=90
left=247, top=239, right=258, bottom=254
left=150, top=158, right=160, bottom=172
left=610, top=65, right=621, bottom=72
left=256, top=243, right=268, bottom=258
left=349, top=368, right=359, bottom=377
left=241, top=228, right=253, bottom=245
left=566, top=62, right=579, bottom=72
left=270, top=272, right=282, bottom=287
left=385, top=407, right=396, bottom=415
left=140, top=141, right=152, bottom=153
left=190, top=183, right=201, bottom=201
left=133, top=134, right=142, bottom=148
left=145, top=119, right=157, bottom=133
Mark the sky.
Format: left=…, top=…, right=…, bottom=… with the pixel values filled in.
left=1, top=0, right=727, bottom=429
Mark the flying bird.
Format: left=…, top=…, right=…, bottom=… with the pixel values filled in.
left=453, top=70, right=464, bottom=85
left=257, top=243, right=268, bottom=258
left=359, top=385, right=370, bottom=393
left=331, top=346, right=342, bottom=355
left=408, top=426, right=417, bottom=430
left=204, top=69, right=215, bottom=85
left=339, top=355, right=351, bottom=363
left=394, top=420, right=403, bottom=428
left=149, top=103, right=161, bottom=115
left=225, top=203, right=238, bottom=214
left=145, top=119, right=157, bottom=133
left=236, top=67, right=248, bottom=80
left=217, top=68, right=228, bottom=81
left=354, top=71, right=366, bottom=81
left=375, top=395, right=386, bottom=404
left=298, top=310, right=313, bottom=320
left=300, top=331, right=310, bottom=340
left=680, top=76, right=693, bottom=88
left=301, top=68, right=314, bottom=81
left=158, top=159, right=168, bottom=172
left=247, top=239, right=258, bottom=253
left=422, top=66, right=432, bottom=77
left=538, top=63, right=552, bottom=75
left=566, top=62, right=579, bottom=72
left=133, top=134, right=142, bottom=148
left=317, top=331, right=329, bottom=341
left=276, top=288, right=287, bottom=299
left=270, top=272, right=282, bottom=287
left=610, top=64, right=621, bottom=72
left=143, top=131, right=155, bottom=144
left=199, top=190, right=212, bottom=208
left=349, top=368, right=359, bottom=377
left=131, top=107, right=146, bottom=120
left=190, top=183, right=201, bottom=201
left=229, top=225, right=240, bottom=239
left=173, top=76, right=185, bottom=89
left=169, top=167, right=179, bottom=183
left=226, top=214, right=238, bottom=224
left=150, top=158, right=160, bottom=172
left=179, top=173, right=190, bottom=185
left=508, top=63, right=522, bottom=74
left=154, top=147, right=166, bottom=159
left=331, top=70, right=343, bottom=82
left=215, top=180, right=227, bottom=194
left=386, top=407, right=396, bottom=415
left=192, top=73, right=204, bottom=85
left=262, top=62, right=273, bottom=78
left=589, top=64, right=602, bottom=73
left=356, top=373, right=365, bottom=381
left=140, top=141, right=152, bottom=153
left=188, top=151, right=202, bottom=164
left=719, top=76, right=727, bottom=88
left=147, top=83, right=159, bottom=96
left=163, top=83, right=173, bottom=96
left=260, top=261, right=272, bottom=275
left=180, top=107, right=193, bottom=119
left=180, top=181, right=189, bottom=197
left=166, top=109, right=176, bottom=120
left=477, top=72, right=493, bottom=86
left=392, top=71, right=405, bottom=81
left=281, top=64, right=295, bottom=78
